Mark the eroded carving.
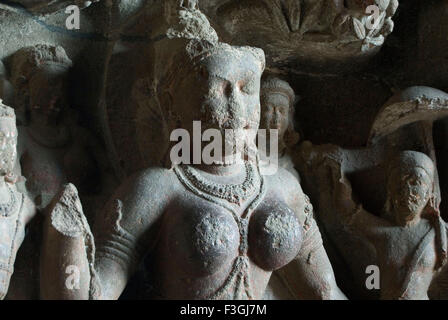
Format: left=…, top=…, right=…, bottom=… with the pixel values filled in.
left=259, top=77, right=300, bottom=180
left=10, top=44, right=104, bottom=209
left=0, top=0, right=443, bottom=302
left=332, top=150, right=447, bottom=299
left=199, top=0, right=399, bottom=71
left=0, top=100, right=36, bottom=299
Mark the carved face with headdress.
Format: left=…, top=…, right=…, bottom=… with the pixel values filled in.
left=385, top=151, right=435, bottom=225
left=10, top=45, right=72, bottom=124
left=164, top=40, right=265, bottom=160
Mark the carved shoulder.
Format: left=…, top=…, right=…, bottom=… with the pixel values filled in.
left=93, top=167, right=175, bottom=255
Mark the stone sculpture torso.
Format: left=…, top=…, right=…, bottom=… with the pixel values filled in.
left=95, top=164, right=315, bottom=299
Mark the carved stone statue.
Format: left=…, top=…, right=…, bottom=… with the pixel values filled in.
left=40, top=37, right=346, bottom=300
left=259, top=77, right=300, bottom=181
left=331, top=150, right=447, bottom=299
left=5, top=0, right=100, bottom=15
left=5, top=44, right=109, bottom=300
left=0, top=100, right=36, bottom=299
left=199, top=0, right=399, bottom=72
left=10, top=44, right=104, bottom=210
left=296, top=86, right=448, bottom=299
left=0, top=61, right=13, bottom=107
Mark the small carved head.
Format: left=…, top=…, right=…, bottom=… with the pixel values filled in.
left=0, top=100, right=17, bottom=178
left=10, top=45, right=72, bottom=124
left=385, top=151, right=435, bottom=226
left=260, top=77, right=299, bottom=150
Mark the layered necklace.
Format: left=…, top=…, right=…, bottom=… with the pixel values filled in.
left=180, top=161, right=260, bottom=205
left=174, top=161, right=266, bottom=299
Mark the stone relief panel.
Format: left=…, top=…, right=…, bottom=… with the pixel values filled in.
left=0, top=0, right=447, bottom=302
left=259, top=76, right=300, bottom=181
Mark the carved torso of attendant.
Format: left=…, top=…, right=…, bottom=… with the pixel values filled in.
left=95, top=161, right=326, bottom=299
left=5, top=45, right=103, bottom=300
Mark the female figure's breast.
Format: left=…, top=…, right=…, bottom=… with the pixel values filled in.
left=164, top=200, right=240, bottom=277
left=249, top=200, right=303, bottom=271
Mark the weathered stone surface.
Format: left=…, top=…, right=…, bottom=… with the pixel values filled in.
left=199, top=0, right=398, bottom=73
